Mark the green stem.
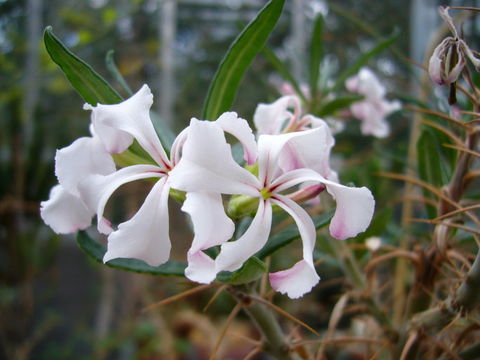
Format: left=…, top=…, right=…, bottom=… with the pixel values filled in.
left=228, top=286, right=300, bottom=360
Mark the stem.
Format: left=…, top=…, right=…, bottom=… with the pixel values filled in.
left=228, top=286, right=300, bottom=360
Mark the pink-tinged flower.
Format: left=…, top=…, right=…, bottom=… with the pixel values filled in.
left=40, top=131, right=116, bottom=234
left=77, top=85, right=257, bottom=272
left=253, top=95, right=344, bottom=137
left=428, top=6, right=480, bottom=85
left=169, top=119, right=374, bottom=298
left=346, top=68, right=400, bottom=138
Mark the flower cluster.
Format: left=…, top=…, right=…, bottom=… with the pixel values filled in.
left=41, top=85, right=375, bottom=299
left=345, top=68, right=401, bottom=138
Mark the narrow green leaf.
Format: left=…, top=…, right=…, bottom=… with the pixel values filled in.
left=44, top=26, right=122, bottom=105
left=316, top=94, right=364, bottom=117
left=262, top=46, right=307, bottom=103
left=417, top=128, right=452, bottom=217
left=202, top=0, right=285, bottom=120
left=331, top=28, right=400, bottom=92
left=256, top=211, right=334, bottom=259
left=216, top=257, right=267, bottom=285
left=76, top=231, right=186, bottom=276
left=105, top=50, right=133, bottom=96
left=309, top=14, right=324, bottom=99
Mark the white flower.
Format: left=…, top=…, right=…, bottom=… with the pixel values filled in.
left=169, top=118, right=374, bottom=298
left=77, top=85, right=257, bottom=272
left=346, top=68, right=400, bottom=138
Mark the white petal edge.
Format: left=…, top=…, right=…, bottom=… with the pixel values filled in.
left=86, top=84, right=170, bottom=168
left=271, top=168, right=375, bottom=240
left=55, top=136, right=116, bottom=196
left=40, top=185, right=93, bottom=234
left=215, top=199, right=272, bottom=273
left=182, top=192, right=235, bottom=284
left=103, top=177, right=171, bottom=266
left=168, top=119, right=260, bottom=196
left=269, top=260, right=320, bottom=299
left=78, top=164, right=164, bottom=234
left=215, top=112, right=258, bottom=165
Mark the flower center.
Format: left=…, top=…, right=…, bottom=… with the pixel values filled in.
left=260, top=187, right=272, bottom=200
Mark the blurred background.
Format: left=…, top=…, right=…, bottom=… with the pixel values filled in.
left=0, top=0, right=476, bottom=359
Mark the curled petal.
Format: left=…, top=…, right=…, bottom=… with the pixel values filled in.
left=253, top=95, right=300, bottom=135
left=438, top=6, right=458, bottom=37
left=215, top=199, right=272, bottom=273
left=103, top=177, right=171, bottom=266
left=55, top=136, right=115, bottom=196
left=40, top=185, right=93, bottom=234
left=271, top=168, right=375, bottom=240
left=168, top=119, right=260, bottom=196
left=277, top=124, right=337, bottom=179
left=272, top=195, right=317, bottom=266
left=428, top=41, right=448, bottom=85
left=462, top=40, right=480, bottom=71
left=269, top=260, right=320, bottom=299
left=85, top=85, right=170, bottom=168
left=323, top=179, right=375, bottom=240
left=182, top=192, right=235, bottom=283
left=185, top=251, right=216, bottom=284
left=215, top=112, right=258, bottom=165
left=78, top=164, right=164, bottom=234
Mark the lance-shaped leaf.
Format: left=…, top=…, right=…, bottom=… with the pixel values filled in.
left=44, top=26, right=122, bottom=105
left=262, top=46, right=307, bottom=103
left=202, top=0, right=285, bottom=120
left=77, top=231, right=186, bottom=276
left=331, top=28, right=400, bottom=92
left=216, top=257, right=267, bottom=285
left=316, top=94, right=364, bottom=117
left=309, top=13, right=324, bottom=100
left=256, top=211, right=333, bottom=259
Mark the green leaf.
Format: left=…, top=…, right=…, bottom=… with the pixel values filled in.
left=331, top=28, right=400, bottom=92
left=309, top=13, right=324, bottom=100
left=44, top=26, right=123, bottom=105
left=262, top=47, right=308, bottom=103
left=417, top=128, right=452, bottom=217
left=202, top=0, right=285, bottom=120
left=316, top=94, right=364, bottom=117
left=256, top=211, right=334, bottom=259
left=216, top=257, right=267, bottom=285
left=76, top=231, right=186, bottom=276
left=105, top=50, right=133, bottom=96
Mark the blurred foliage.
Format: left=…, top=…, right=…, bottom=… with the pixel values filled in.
left=5, top=0, right=480, bottom=359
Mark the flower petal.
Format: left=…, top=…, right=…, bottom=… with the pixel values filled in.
left=253, top=95, right=300, bottom=135
left=185, top=251, right=216, bottom=284
left=323, top=179, right=375, bottom=240
left=40, top=185, right=93, bottom=234
left=182, top=192, right=235, bottom=283
left=55, top=136, right=116, bottom=196
left=346, top=68, right=386, bottom=100
left=269, top=260, right=320, bottom=299
left=270, top=195, right=319, bottom=298
left=78, top=164, right=164, bottom=234
left=103, top=177, right=171, bottom=266
left=277, top=123, right=338, bottom=180
left=215, top=199, right=272, bottom=273
left=215, top=112, right=258, bottom=165
left=271, top=168, right=375, bottom=240
left=86, top=84, right=170, bottom=168
left=168, top=119, right=260, bottom=196
left=271, top=195, right=317, bottom=266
